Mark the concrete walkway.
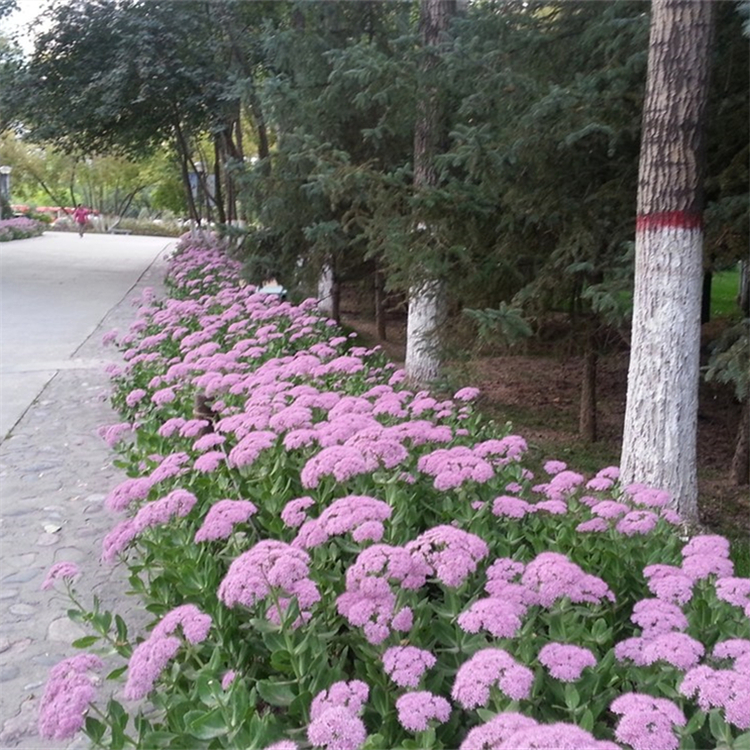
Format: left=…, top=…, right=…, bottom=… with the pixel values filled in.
left=0, top=232, right=174, bottom=748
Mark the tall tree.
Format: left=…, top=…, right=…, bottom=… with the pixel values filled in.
left=405, top=0, right=456, bottom=383
left=620, top=0, right=715, bottom=520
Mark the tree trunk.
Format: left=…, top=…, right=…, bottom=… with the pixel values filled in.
left=213, top=137, right=226, bottom=225
left=579, top=331, right=598, bottom=443
left=406, top=280, right=446, bottom=383
left=731, top=399, right=750, bottom=486
left=405, top=0, right=455, bottom=384
left=375, top=267, right=387, bottom=341
left=318, top=262, right=335, bottom=316
left=331, top=276, right=341, bottom=325
left=173, top=117, right=199, bottom=225
left=620, top=0, right=715, bottom=521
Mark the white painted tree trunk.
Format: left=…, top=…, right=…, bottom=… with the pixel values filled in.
left=317, top=263, right=334, bottom=316
left=621, top=224, right=703, bottom=515
left=405, top=279, right=446, bottom=384
left=620, top=0, right=714, bottom=522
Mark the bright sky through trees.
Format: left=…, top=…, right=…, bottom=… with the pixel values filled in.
left=1, top=0, right=52, bottom=54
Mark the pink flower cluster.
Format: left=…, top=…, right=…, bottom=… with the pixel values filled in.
left=41, top=561, right=81, bottom=590
left=38, top=654, right=104, bottom=740
left=125, top=604, right=212, bottom=700
left=417, top=446, right=495, bottom=490
left=382, top=646, right=437, bottom=688
left=308, top=681, right=368, bottom=750
left=194, top=499, right=258, bottom=542
left=218, top=540, right=320, bottom=626
left=293, top=495, right=392, bottom=549
left=131, top=488, right=197, bottom=533
left=336, top=544, right=428, bottom=644
left=406, top=526, right=489, bottom=588
left=538, top=642, right=597, bottom=682
left=679, top=639, right=750, bottom=729
left=460, top=711, right=619, bottom=750
left=610, top=693, right=686, bottom=750
left=520, top=552, right=615, bottom=608
left=452, top=648, right=534, bottom=708
left=395, top=691, right=451, bottom=733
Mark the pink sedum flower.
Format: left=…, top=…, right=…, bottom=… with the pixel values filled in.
left=194, top=499, right=257, bottom=542
left=610, top=693, right=686, bottom=750
left=151, top=604, right=212, bottom=644
left=452, top=648, right=533, bottom=708
left=382, top=647, right=436, bottom=688
left=407, top=525, right=488, bottom=588
left=538, top=642, right=597, bottom=682
left=38, top=654, right=104, bottom=740
left=124, top=636, right=181, bottom=700
left=310, top=681, right=368, bottom=720
left=281, top=496, right=317, bottom=529
left=395, top=691, right=451, bottom=733
left=307, top=707, right=367, bottom=750
left=41, top=562, right=80, bottom=590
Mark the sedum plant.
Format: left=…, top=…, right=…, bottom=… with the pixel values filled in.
left=39, top=233, right=749, bottom=750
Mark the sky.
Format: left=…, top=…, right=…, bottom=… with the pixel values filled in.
left=1, top=0, right=54, bottom=54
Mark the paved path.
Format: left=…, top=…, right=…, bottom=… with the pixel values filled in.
left=0, top=232, right=173, bottom=748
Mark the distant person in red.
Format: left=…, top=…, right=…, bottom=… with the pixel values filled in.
left=72, top=204, right=89, bottom=237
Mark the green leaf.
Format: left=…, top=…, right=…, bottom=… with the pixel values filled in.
left=733, top=731, right=750, bottom=750
left=257, top=679, right=297, bottom=708
left=106, top=665, right=128, bottom=681
left=72, top=635, right=100, bottom=648
left=185, top=708, right=229, bottom=740
left=84, top=715, right=106, bottom=743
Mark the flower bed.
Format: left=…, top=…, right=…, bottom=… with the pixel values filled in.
left=39, top=232, right=750, bottom=750
left=0, top=216, right=45, bottom=241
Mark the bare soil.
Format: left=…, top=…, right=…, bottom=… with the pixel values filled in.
left=339, top=289, right=749, bottom=540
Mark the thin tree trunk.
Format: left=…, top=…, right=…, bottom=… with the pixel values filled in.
left=731, top=399, right=750, bottom=486
left=621, top=0, right=715, bottom=521
left=318, top=262, right=335, bottom=316
left=213, top=137, right=226, bottom=225
left=331, top=278, right=341, bottom=325
left=579, top=327, right=598, bottom=443
left=405, top=0, right=455, bottom=384
left=375, top=267, right=387, bottom=341
left=173, top=119, right=199, bottom=225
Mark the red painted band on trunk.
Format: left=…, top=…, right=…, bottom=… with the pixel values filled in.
left=636, top=211, right=703, bottom=231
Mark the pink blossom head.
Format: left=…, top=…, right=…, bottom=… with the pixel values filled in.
left=382, top=647, right=436, bottom=688
left=407, top=526, right=488, bottom=588
left=38, top=654, right=104, bottom=740
left=194, top=499, right=257, bottom=542
left=538, top=642, right=597, bottom=682
left=307, top=707, right=367, bottom=750
left=460, top=712, right=539, bottom=750
left=124, top=636, right=181, bottom=700
left=610, top=693, right=686, bottom=750
left=452, top=648, right=533, bottom=709
left=41, top=562, right=81, bottom=590
left=310, top=680, right=368, bottom=720
left=151, top=604, right=212, bottom=644
left=395, top=691, right=451, bottom=733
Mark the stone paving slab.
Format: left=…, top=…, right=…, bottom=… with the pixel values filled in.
left=0, top=251, right=169, bottom=749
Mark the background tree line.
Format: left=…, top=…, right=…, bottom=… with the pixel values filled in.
left=1, top=0, right=747, bottom=512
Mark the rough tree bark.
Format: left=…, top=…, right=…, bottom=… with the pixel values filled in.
left=404, top=0, right=455, bottom=384
left=579, top=324, right=598, bottom=443
left=732, top=399, right=750, bottom=486
left=318, top=262, right=335, bottom=317
left=620, top=0, right=715, bottom=521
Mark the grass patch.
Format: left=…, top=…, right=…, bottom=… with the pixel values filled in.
left=712, top=267, right=742, bottom=318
